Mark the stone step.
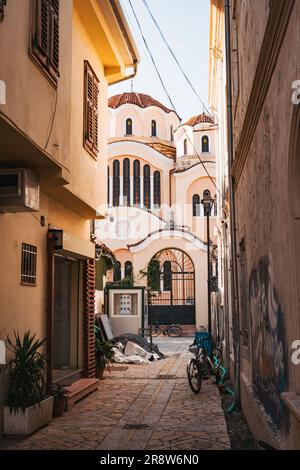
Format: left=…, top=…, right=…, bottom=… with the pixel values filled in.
left=65, top=378, right=99, bottom=410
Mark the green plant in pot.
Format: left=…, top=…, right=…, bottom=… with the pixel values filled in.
left=2, top=330, right=54, bottom=436
left=95, top=339, right=115, bottom=379
left=51, top=384, right=68, bottom=418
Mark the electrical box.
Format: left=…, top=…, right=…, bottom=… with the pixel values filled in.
left=0, top=168, right=40, bottom=212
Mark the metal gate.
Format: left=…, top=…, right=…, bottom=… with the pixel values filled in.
left=148, top=248, right=195, bottom=325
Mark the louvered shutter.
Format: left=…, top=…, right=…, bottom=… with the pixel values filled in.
left=84, top=61, right=99, bottom=156
left=50, top=0, right=59, bottom=73
left=31, top=0, right=60, bottom=85
left=93, top=80, right=99, bottom=151
left=37, top=0, right=49, bottom=57
left=83, top=259, right=96, bottom=378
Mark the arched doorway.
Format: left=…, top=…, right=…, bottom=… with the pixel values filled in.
left=147, top=248, right=195, bottom=325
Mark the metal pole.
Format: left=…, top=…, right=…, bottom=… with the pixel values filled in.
left=207, top=212, right=212, bottom=333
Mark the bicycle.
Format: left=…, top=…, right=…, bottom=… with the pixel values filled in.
left=151, top=322, right=182, bottom=338
left=187, top=333, right=222, bottom=393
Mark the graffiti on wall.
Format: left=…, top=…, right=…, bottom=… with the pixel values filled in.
left=249, top=256, right=289, bottom=431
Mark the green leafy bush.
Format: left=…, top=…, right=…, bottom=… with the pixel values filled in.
left=3, top=331, right=47, bottom=412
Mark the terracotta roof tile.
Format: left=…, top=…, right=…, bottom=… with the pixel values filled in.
left=108, top=92, right=180, bottom=119
left=182, top=113, right=214, bottom=127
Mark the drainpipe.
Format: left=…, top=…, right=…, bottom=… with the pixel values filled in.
left=224, top=0, right=241, bottom=406
left=108, top=61, right=138, bottom=86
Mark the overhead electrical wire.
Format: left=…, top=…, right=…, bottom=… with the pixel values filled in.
left=127, top=0, right=224, bottom=199
left=142, top=0, right=213, bottom=118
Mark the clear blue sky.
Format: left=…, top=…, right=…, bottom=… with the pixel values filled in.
left=109, top=0, right=210, bottom=121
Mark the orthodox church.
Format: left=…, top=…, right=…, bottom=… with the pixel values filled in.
left=95, top=92, right=217, bottom=329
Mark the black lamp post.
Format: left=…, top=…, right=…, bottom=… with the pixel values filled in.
left=201, top=189, right=214, bottom=334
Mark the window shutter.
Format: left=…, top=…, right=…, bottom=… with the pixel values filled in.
left=30, top=0, right=60, bottom=86
left=84, top=61, right=99, bottom=157
left=37, top=0, right=49, bottom=57
left=93, top=80, right=99, bottom=151
left=50, top=0, right=59, bottom=73
left=0, top=0, right=7, bottom=22
left=86, top=70, right=94, bottom=149
left=83, top=259, right=96, bottom=378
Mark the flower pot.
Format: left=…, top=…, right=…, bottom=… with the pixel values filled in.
left=4, top=396, right=54, bottom=437
left=96, top=367, right=105, bottom=379
left=53, top=398, right=66, bottom=418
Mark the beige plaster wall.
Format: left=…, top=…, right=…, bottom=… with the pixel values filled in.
left=0, top=0, right=72, bottom=170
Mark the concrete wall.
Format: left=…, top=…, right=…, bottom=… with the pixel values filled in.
left=109, top=104, right=180, bottom=141
left=0, top=0, right=72, bottom=170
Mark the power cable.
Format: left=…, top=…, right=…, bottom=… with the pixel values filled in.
left=142, top=0, right=213, bottom=118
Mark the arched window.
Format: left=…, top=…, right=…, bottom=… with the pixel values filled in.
left=147, top=259, right=160, bottom=290
left=153, top=171, right=161, bottom=207
left=163, top=261, right=172, bottom=291
left=113, top=160, right=120, bottom=207
left=143, top=164, right=151, bottom=209
left=126, top=118, right=133, bottom=135
left=124, top=261, right=133, bottom=280
left=193, top=194, right=200, bottom=216
left=114, top=261, right=121, bottom=281
left=151, top=120, right=157, bottom=137
left=202, top=135, right=209, bottom=153
left=133, top=159, right=140, bottom=205
left=107, top=166, right=110, bottom=205
left=170, top=125, right=174, bottom=142
left=183, top=138, right=188, bottom=155
left=123, top=158, right=130, bottom=206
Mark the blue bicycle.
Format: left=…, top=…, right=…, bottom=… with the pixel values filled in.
left=187, top=333, right=222, bottom=393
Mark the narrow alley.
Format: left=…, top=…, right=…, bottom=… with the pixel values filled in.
left=0, top=338, right=230, bottom=451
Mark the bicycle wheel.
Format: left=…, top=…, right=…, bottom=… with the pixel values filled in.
left=167, top=325, right=182, bottom=337
left=187, top=359, right=202, bottom=393
left=151, top=325, right=161, bottom=337
left=203, top=355, right=219, bottom=384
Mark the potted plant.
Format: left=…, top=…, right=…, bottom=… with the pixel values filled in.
left=95, top=338, right=115, bottom=379
left=51, top=384, right=68, bottom=418
left=2, top=330, right=53, bottom=436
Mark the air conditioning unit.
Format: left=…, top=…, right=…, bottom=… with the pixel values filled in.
left=0, top=168, right=40, bottom=212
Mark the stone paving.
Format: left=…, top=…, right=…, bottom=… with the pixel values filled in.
left=0, top=337, right=230, bottom=450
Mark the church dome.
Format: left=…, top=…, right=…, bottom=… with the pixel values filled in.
left=108, top=92, right=180, bottom=118
left=182, top=113, right=214, bottom=127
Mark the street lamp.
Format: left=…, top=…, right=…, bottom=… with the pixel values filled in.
left=201, top=189, right=214, bottom=334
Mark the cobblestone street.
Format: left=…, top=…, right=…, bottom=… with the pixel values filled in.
left=0, top=338, right=230, bottom=450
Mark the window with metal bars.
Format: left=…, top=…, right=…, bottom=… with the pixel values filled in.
left=133, top=160, right=140, bottom=205
left=21, top=243, right=37, bottom=285
left=153, top=171, right=161, bottom=207
left=143, top=164, right=151, bottom=209
left=123, top=158, right=130, bottom=206
left=29, top=0, right=60, bottom=86
left=113, top=160, right=120, bottom=207
left=84, top=61, right=99, bottom=157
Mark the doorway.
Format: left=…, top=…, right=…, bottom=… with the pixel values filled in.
left=53, top=256, right=82, bottom=376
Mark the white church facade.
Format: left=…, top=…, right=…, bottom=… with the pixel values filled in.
left=95, top=92, right=217, bottom=329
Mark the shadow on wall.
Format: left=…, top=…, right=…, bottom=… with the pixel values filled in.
left=249, top=256, right=290, bottom=433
